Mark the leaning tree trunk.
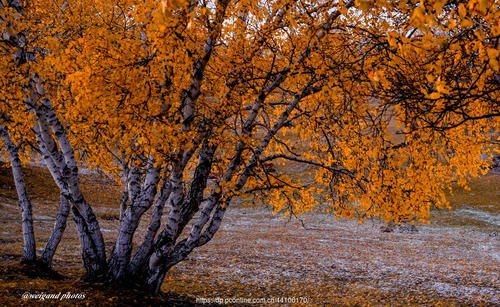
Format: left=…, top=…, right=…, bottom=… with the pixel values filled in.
left=39, top=193, right=71, bottom=267
left=0, top=124, right=37, bottom=263
left=29, top=106, right=107, bottom=279
left=2, top=0, right=106, bottom=275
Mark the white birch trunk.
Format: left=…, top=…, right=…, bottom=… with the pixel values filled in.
left=0, top=124, right=37, bottom=263
left=40, top=193, right=70, bottom=266
left=107, top=163, right=160, bottom=280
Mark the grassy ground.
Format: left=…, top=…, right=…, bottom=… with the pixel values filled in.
left=0, top=165, right=498, bottom=306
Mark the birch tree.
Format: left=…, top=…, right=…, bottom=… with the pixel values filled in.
left=1, top=0, right=498, bottom=294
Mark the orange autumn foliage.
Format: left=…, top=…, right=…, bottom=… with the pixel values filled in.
left=1, top=0, right=498, bottom=226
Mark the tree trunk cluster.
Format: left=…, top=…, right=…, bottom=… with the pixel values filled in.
left=0, top=0, right=359, bottom=294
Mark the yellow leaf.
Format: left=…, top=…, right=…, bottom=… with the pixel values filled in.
left=355, top=0, right=371, bottom=11
left=461, top=19, right=473, bottom=28
left=428, top=92, right=441, bottom=99
left=458, top=3, right=467, bottom=18
left=433, top=0, right=446, bottom=13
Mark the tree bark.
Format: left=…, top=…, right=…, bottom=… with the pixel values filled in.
left=40, top=100, right=107, bottom=263
left=0, top=124, right=37, bottom=263
left=128, top=180, right=171, bottom=276
left=31, top=107, right=107, bottom=279
left=71, top=206, right=107, bottom=280
left=107, top=163, right=160, bottom=281
left=40, top=193, right=71, bottom=267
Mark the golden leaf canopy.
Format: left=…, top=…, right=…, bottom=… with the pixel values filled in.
left=1, top=0, right=498, bottom=222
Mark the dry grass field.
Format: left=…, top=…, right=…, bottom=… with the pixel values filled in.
left=0, top=165, right=498, bottom=306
